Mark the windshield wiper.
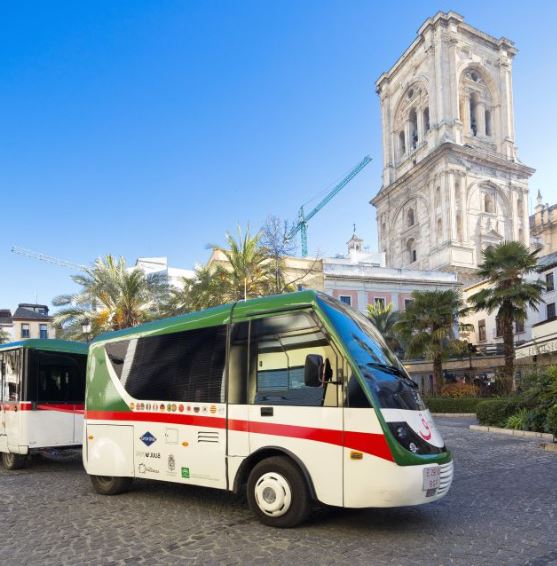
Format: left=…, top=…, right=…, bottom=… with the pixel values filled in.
left=365, top=362, right=419, bottom=388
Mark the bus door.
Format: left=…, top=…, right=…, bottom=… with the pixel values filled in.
left=228, top=312, right=344, bottom=508
left=0, top=349, right=23, bottom=453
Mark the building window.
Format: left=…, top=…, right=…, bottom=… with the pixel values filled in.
left=39, top=324, right=48, bottom=339
left=404, top=299, right=413, bottom=310
left=21, top=324, right=30, bottom=339
left=423, top=107, right=430, bottom=132
left=406, top=238, right=417, bottom=264
left=339, top=296, right=351, bottom=306
left=399, top=131, right=406, bottom=156
left=547, top=303, right=556, bottom=321
left=485, top=109, right=491, bottom=136
left=478, top=319, right=486, bottom=342
left=374, top=298, right=386, bottom=309
left=546, top=272, right=554, bottom=292
left=409, top=108, right=418, bottom=149
left=484, top=193, right=495, bottom=214
left=515, top=319, right=525, bottom=334
left=495, top=316, right=502, bottom=338
left=407, top=208, right=415, bottom=227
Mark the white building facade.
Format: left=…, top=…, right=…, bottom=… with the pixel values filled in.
left=371, top=12, right=534, bottom=282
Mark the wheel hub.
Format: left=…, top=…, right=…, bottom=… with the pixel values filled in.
left=254, top=472, right=292, bottom=517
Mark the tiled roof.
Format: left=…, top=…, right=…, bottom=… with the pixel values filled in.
left=0, top=309, right=12, bottom=325
left=537, top=251, right=557, bottom=272
left=12, top=306, right=51, bottom=321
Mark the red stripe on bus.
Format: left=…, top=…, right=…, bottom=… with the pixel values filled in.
left=85, top=410, right=394, bottom=462
left=37, top=404, right=85, bottom=414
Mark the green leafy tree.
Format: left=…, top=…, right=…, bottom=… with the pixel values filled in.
left=162, top=264, right=231, bottom=316
left=211, top=226, right=274, bottom=301
left=53, top=255, right=168, bottom=340
left=396, top=289, right=471, bottom=394
left=367, top=302, right=402, bottom=354
left=468, top=242, right=544, bottom=390
left=0, top=328, right=11, bottom=344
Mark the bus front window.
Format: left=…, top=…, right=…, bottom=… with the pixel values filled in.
left=318, top=295, right=424, bottom=411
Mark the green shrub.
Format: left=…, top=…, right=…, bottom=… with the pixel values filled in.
left=525, top=408, right=547, bottom=432
left=545, top=404, right=557, bottom=437
left=424, top=397, right=482, bottom=413
left=505, top=408, right=529, bottom=430
left=476, top=399, right=522, bottom=427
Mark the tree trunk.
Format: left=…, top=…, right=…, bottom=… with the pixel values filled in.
left=502, top=315, right=516, bottom=391
left=433, top=354, right=443, bottom=395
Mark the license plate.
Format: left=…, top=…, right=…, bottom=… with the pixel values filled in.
left=422, top=467, right=440, bottom=490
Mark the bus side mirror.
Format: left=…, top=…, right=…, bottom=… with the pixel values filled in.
left=304, top=354, right=323, bottom=387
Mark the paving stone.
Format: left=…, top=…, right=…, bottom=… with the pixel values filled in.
left=0, top=418, right=556, bottom=565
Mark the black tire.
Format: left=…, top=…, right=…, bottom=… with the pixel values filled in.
left=90, top=475, right=132, bottom=496
left=1, top=452, right=27, bottom=470
left=247, top=456, right=311, bottom=528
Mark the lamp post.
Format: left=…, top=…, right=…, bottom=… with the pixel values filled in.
left=82, top=320, right=92, bottom=343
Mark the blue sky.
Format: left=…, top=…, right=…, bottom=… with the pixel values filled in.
left=2, top=0, right=556, bottom=311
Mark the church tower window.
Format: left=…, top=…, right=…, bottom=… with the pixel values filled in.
left=409, top=108, right=418, bottom=149
left=470, top=94, right=478, bottom=136
left=407, top=208, right=415, bottom=227
left=399, top=131, right=406, bottom=156
left=484, top=193, right=495, bottom=214
left=406, top=238, right=417, bottom=264
left=423, top=107, right=430, bottom=132
left=485, top=110, right=492, bottom=137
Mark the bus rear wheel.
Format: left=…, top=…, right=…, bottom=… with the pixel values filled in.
left=2, top=452, right=27, bottom=470
left=247, top=456, right=311, bottom=528
left=90, top=475, right=132, bottom=496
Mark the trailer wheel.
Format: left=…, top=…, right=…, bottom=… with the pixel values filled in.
left=1, top=452, right=27, bottom=470
left=90, top=475, right=132, bottom=496
left=247, top=456, right=311, bottom=528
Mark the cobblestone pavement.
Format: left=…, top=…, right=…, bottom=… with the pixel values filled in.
left=1, top=417, right=556, bottom=566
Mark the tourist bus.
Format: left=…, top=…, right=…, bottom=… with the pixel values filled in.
left=83, top=291, right=453, bottom=527
left=0, top=339, right=88, bottom=469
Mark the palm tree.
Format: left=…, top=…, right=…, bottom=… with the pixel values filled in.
left=367, top=302, right=402, bottom=354
left=211, top=226, right=274, bottom=301
left=53, top=255, right=168, bottom=340
left=396, top=289, right=470, bottom=394
left=162, top=264, right=231, bottom=316
left=468, top=241, right=544, bottom=390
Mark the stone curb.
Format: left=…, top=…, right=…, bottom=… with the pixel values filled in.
left=542, top=443, right=557, bottom=453
left=432, top=413, right=476, bottom=417
left=470, top=424, right=554, bottom=441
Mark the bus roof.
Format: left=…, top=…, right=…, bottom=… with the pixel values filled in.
left=92, top=290, right=323, bottom=345
left=0, top=339, right=88, bottom=355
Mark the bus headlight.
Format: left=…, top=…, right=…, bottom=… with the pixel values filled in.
left=387, top=422, right=445, bottom=455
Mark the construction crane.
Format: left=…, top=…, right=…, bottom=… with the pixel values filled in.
left=11, top=246, right=86, bottom=271
left=287, top=155, right=372, bottom=257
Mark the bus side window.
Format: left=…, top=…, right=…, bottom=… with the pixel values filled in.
left=3, top=350, right=21, bottom=402
left=228, top=322, right=249, bottom=404
left=113, top=325, right=227, bottom=403
left=248, top=311, right=337, bottom=407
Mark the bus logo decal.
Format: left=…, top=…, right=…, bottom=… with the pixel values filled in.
left=140, top=431, right=157, bottom=446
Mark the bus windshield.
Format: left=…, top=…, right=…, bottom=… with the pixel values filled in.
left=318, top=295, right=425, bottom=411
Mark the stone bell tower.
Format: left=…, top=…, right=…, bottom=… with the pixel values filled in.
left=371, top=11, right=534, bottom=281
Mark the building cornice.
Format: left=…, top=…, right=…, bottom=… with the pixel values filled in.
left=371, top=142, right=535, bottom=206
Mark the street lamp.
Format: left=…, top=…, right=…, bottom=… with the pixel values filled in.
left=82, top=320, right=92, bottom=343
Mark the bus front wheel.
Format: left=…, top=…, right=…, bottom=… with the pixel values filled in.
left=90, top=475, right=132, bottom=496
left=1, top=452, right=27, bottom=470
left=247, top=456, right=311, bottom=528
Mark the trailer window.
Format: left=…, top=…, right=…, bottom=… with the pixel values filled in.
left=29, top=351, right=87, bottom=403
left=0, top=350, right=21, bottom=402
left=108, top=325, right=227, bottom=403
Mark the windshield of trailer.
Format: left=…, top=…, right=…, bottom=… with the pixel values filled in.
left=318, top=295, right=425, bottom=411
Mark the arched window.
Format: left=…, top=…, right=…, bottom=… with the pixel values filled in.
left=435, top=186, right=441, bottom=209
left=409, top=108, right=418, bottom=149
left=406, top=238, right=417, bottom=264
left=485, top=110, right=491, bottom=137
left=407, top=208, right=415, bottom=227
left=470, top=93, right=478, bottom=136
left=399, top=131, right=406, bottom=156
left=484, top=193, right=495, bottom=214
left=456, top=212, right=463, bottom=241
left=423, top=107, right=430, bottom=132
left=436, top=217, right=443, bottom=241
